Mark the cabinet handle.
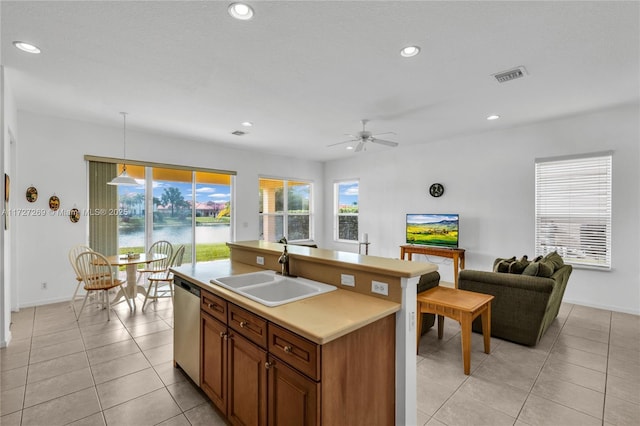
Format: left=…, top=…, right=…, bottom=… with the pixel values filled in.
left=283, top=345, right=292, bottom=354
left=219, top=331, right=228, bottom=340
left=239, top=321, right=248, bottom=328
left=265, top=361, right=274, bottom=370
left=208, top=303, right=216, bottom=309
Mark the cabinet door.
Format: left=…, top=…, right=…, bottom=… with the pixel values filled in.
left=228, top=332, right=268, bottom=426
left=201, top=311, right=227, bottom=414
left=268, top=355, right=319, bottom=426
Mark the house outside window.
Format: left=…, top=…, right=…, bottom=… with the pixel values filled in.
left=259, top=178, right=312, bottom=242
left=335, top=180, right=359, bottom=242
left=535, top=152, right=612, bottom=269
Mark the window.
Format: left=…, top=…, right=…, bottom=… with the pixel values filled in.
left=335, top=180, right=359, bottom=241
left=535, top=152, right=612, bottom=269
left=88, top=157, right=233, bottom=263
left=259, top=178, right=312, bottom=242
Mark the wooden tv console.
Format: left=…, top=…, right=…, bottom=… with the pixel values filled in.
left=400, top=245, right=465, bottom=288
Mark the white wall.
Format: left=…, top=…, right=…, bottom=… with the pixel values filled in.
left=13, top=111, right=324, bottom=308
left=1, top=67, right=18, bottom=346
left=323, top=103, right=640, bottom=314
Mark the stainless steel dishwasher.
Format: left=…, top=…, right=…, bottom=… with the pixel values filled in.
left=173, top=276, right=201, bottom=385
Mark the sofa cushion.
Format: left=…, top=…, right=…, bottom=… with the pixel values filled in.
left=494, top=256, right=516, bottom=273
left=543, top=251, right=565, bottom=270
left=508, top=255, right=530, bottom=274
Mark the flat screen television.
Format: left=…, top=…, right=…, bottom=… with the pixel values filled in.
left=406, top=214, right=459, bottom=248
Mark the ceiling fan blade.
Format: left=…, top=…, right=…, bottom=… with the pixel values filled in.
left=327, top=138, right=359, bottom=147
left=372, top=131, right=396, bottom=137
left=370, top=138, right=399, bottom=147
left=354, top=141, right=366, bottom=152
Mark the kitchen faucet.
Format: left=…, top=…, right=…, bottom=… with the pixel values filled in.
left=278, top=245, right=290, bottom=276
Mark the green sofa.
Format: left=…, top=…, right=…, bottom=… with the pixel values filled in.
left=458, top=256, right=572, bottom=346
left=417, top=271, right=440, bottom=334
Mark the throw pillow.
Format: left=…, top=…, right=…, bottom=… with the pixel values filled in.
left=509, top=255, right=530, bottom=274
left=536, top=260, right=554, bottom=278
left=543, top=251, right=565, bottom=270
left=493, top=256, right=516, bottom=273
left=522, top=259, right=554, bottom=278
left=522, top=262, right=539, bottom=276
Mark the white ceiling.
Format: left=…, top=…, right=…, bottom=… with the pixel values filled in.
left=2, top=1, right=638, bottom=162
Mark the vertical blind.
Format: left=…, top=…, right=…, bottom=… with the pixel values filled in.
left=535, top=152, right=612, bottom=269
left=89, top=161, right=118, bottom=256
left=88, top=161, right=119, bottom=256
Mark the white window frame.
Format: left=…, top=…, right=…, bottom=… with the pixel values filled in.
left=258, top=177, right=313, bottom=243
left=535, top=152, right=612, bottom=269
left=334, top=180, right=359, bottom=242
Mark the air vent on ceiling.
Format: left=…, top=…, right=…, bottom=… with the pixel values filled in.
left=231, top=130, right=246, bottom=136
left=492, top=66, right=528, bottom=83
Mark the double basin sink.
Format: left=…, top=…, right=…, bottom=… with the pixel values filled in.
left=210, top=270, right=337, bottom=307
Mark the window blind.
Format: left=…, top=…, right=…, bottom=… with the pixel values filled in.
left=88, top=161, right=118, bottom=256
left=535, top=153, right=612, bottom=269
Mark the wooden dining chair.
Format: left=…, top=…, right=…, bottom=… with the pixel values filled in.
left=142, top=244, right=185, bottom=311
left=68, top=244, right=94, bottom=313
left=136, top=240, right=173, bottom=283
left=75, top=251, right=132, bottom=321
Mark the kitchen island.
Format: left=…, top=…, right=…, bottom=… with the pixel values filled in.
left=172, top=241, right=436, bottom=425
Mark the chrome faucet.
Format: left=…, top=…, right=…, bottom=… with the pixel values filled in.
left=278, top=245, right=290, bottom=276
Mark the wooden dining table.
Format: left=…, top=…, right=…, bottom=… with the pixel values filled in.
left=106, top=253, right=167, bottom=311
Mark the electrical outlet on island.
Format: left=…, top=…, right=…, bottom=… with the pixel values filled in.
left=371, top=280, right=388, bottom=296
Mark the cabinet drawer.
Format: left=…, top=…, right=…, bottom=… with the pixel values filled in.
left=201, top=291, right=227, bottom=323
left=228, top=304, right=268, bottom=349
left=268, top=323, right=320, bottom=381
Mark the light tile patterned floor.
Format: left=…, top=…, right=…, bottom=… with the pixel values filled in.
left=1, top=295, right=639, bottom=425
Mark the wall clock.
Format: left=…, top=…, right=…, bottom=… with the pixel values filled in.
left=429, top=183, right=444, bottom=198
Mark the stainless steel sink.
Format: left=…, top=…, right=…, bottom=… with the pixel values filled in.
left=210, top=271, right=337, bottom=307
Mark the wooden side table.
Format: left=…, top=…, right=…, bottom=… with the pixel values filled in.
left=400, top=245, right=465, bottom=287
left=416, top=286, right=494, bottom=375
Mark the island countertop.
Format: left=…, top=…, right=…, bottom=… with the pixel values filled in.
left=172, top=260, right=401, bottom=345
left=228, top=240, right=436, bottom=278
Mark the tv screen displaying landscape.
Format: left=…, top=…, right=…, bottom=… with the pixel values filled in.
left=406, top=214, right=459, bottom=248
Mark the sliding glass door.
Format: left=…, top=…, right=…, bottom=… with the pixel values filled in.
left=90, top=159, right=233, bottom=263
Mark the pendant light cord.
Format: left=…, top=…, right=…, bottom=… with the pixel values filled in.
left=120, top=112, right=128, bottom=161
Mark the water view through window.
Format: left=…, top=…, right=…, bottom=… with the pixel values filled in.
left=117, top=165, right=232, bottom=263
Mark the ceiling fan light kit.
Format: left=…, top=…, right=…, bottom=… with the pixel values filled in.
left=327, top=119, right=399, bottom=153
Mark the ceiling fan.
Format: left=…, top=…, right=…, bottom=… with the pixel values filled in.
left=328, top=119, right=399, bottom=152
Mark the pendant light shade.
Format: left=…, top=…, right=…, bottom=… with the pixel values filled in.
left=108, top=112, right=139, bottom=186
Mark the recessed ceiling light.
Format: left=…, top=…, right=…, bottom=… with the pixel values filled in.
left=400, top=45, right=420, bottom=58
left=228, top=3, right=254, bottom=20
left=346, top=146, right=354, bottom=150
left=487, top=115, right=500, bottom=121
left=13, top=41, right=41, bottom=54
left=241, top=121, right=253, bottom=127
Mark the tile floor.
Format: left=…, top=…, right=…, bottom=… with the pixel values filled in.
left=1, top=294, right=639, bottom=425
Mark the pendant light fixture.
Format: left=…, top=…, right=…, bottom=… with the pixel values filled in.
left=108, top=112, right=139, bottom=186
